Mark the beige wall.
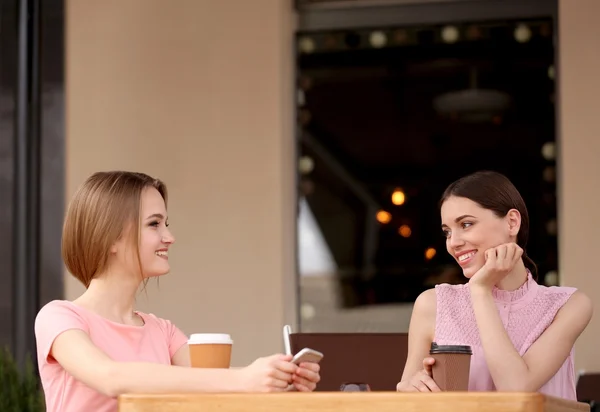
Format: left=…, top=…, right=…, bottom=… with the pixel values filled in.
left=66, top=0, right=600, bottom=371
left=558, top=0, right=600, bottom=373
left=65, top=0, right=297, bottom=366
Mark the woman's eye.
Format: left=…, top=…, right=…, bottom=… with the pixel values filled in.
left=462, top=222, right=473, bottom=229
left=149, top=221, right=160, bottom=227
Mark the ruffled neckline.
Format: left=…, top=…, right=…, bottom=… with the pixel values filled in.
left=491, top=271, right=536, bottom=303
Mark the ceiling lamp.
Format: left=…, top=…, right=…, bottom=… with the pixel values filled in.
left=433, top=67, right=511, bottom=123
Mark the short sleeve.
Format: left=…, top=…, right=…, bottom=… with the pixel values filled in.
left=164, top=319, right=188, bottom=358
left=34, top=300, right=89, bottom=364
left=146, top=314, right=189, bottom=358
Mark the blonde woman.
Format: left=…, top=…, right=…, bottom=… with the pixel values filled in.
left=35, top=171, right=320, bottom=412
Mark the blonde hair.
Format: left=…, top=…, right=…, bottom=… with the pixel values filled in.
left=62, top=171, right=168, bottom=287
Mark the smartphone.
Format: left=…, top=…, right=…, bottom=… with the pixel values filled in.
left=282, top=325, right=324, bottom=364
left=282, top=325, right=292, bottom=355
left=291, top=347, right=324, bottom=365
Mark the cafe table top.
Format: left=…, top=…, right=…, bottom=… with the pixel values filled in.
left=118, top=391, right=590, bottom=412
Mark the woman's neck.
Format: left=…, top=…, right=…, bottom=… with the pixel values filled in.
left=495, top=259, right=529, bottom=291
left=74, top=271, right=142, bottom=325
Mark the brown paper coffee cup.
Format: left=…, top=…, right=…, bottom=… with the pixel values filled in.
left=430, top=342, right=472, bottom=391
left=188, top=333, right=233, bottom=368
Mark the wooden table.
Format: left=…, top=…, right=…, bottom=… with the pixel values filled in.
left=118, top=392, right=590, bottom=412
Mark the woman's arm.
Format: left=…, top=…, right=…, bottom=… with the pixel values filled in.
left=51, top=330, right=296, bottom=397
left=171, top=344, right=191, bottom=367
left=471, top=286, right=592, bottom=391
left=168, top=340, right=320, bottom=392
left=396, top=289, right=439, bottom=391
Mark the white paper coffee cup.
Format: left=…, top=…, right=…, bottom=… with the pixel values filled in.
left=188, top=333, right=233, bottom=368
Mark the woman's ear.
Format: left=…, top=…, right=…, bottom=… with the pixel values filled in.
left=110, top=232, right=125, bottom=255
left=506, top=209, right=522, bottom=237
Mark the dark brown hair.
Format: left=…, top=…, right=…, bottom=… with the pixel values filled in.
left=440, top=170, right=537, bottom=279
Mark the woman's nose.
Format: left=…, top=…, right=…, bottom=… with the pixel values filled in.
left=162, top=229, right=175, bottom=244
left=448, top=233, right=464, bottom=248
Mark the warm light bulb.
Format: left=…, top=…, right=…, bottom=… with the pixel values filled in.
left=298, top=37, right=315, bottom=53
left=514, top=24, right=532, bottom=43
left=441, top=25, right=459, bottom=43
left=391, top=189, right=405, bottom=206
left=376, top=210, right=392, bottom=224
left=398, top=225, right=412, bottom=238
left=541, top=142, right=556, bottom=160
left=369, top=31, right=387, bottom=48
left=298, top=156, right=314, bottom=174
left=425, top=247, right=437, bottom=260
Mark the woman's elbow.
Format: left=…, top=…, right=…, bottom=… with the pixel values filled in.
left=495, top=378, right=539, bottom=393
left=98, top=362, right=126, bottom=398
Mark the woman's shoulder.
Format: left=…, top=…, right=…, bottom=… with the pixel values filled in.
left=536, top=283, right=586, bottom=308
left=413, top=283, right=470, bottom=309
left=414, top=288, right=436, bottom=305
left=542, top=290, right=593, bottom=347
left=36, top=299, right=86, bottom=321
left=136, top=311, right=181, bottom=333
left=412, top=288, right=437, bottom=320
left=557, top=290, right=593, bottom=319
left=136, top=310, right=167, bottom=324
left=135, top=311, right=188, bottom=351
left=538, top=282, right=578, bottom=294
left=435, top=282, right=469, bottom=290
left=434, top=281, right=470, bottom=301
left=531, top=286, right=593, bottom=334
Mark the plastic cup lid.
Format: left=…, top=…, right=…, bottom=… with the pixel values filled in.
left=430, top=342, right=472, bottom=355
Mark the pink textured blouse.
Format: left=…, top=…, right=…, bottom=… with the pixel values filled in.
left=434, top=273, right=578, bottom=400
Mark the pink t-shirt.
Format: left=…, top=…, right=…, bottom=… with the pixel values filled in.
left=34, top=300, right=189, bottom=412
